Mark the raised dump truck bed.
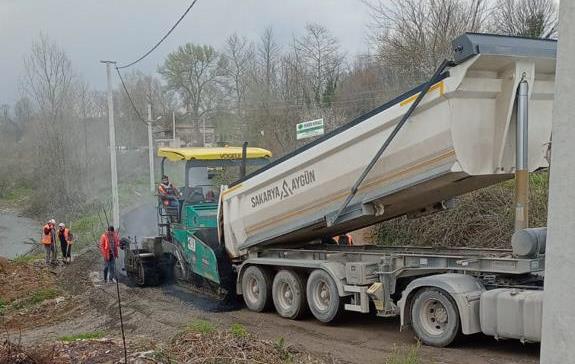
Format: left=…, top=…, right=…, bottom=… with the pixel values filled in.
left=221, top=33, right=556, bottom=259
left=222, top=33, right=555, bottom=348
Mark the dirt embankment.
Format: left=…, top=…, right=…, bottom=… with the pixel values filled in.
left=1, top=251, right=540, bottom=364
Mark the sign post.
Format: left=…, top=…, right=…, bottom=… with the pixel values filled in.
left=296, top=118, right=324, bottom=140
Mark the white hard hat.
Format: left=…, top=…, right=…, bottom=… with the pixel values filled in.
left=49, top=219, right=56, bottom=224
left=58, top=223, right=65, bottom=228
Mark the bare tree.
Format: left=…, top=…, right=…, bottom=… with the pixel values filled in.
left=294, top=23, right=345, bottom=107
left=221, top=34, right=256, bottom=140
left=20, top=35, right=79, bottom=203
left=490, top=0, right=557, bottom=38
left=13, top=97, right=34, bottom=126
left=223, top=33, right=255, bottom=111
left=364, top=0, right=487, bottom=85
left=22, top=34, right=75, bottom=123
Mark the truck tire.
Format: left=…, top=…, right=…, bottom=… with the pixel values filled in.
left=411, top=288, right=460, bottom=347
left=272, top=270, right=307, bottom=319
left=242, top=265, right=272, bottom=312
left=306, top=269, right=342, bottom=323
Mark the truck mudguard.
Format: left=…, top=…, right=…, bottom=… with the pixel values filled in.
left=398, top=273, right=485, bottom=335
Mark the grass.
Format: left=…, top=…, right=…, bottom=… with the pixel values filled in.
left=12, top=254, right=42, bottom=265
left=11, top=288, right=59, bottom=310
left=59, top=331, right=105, bottom=342
left=0, top=299, right=6, bottom=315
left=0, top=185, right=33, bottom=202
left=30, top=288, right=59, bottom=304
left=386, top=343, right=420, bottom=364
left=70, top=213, right=103, bottom=249
left=229, top=323, right=248, bottom=338
left=273, top=336, right=292, bottom=362
left=186, top=319, right=216, bottom=334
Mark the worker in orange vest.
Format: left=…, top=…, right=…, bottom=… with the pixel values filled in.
left=41, top=219, right=56, bottom=265
left=100, top=226, right=120, bottom=283
left=158, top=175, right=181, bottom=206
left=334, top=233, right=354, bottom=246
left=57, top=223, right=73, bottom=264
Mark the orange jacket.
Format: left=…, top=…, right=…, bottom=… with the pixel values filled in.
left=58, top=228, right=73, bottom=244
left=100, top=231, right=120, bottom=261
left=334, top=234, right=353, bottom=246
left=158, top=182, right=179, bottom=197
left=42, top=224, right=54, bottom=245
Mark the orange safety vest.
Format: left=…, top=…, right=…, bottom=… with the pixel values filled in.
left=100, top=232, right=120, bottom=261
left=58, top=228, right=72, bottom=244
left=158, top=183, right=174, bottom=195
left=41, top=224, right=53, bottom=245
left=334, top=234, right=353, bottom=246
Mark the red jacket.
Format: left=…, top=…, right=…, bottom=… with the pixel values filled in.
left=100, top=232, right=120, bottom=261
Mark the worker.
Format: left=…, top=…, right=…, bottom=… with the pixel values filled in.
left=100, top=226, right=120, bottom=283
left=57, top=223, right=73, bottom=264
left=41, top=219, right=57, bottom=265
left=158, top=175, right=181, bottom=207
left=205, top=190, right=216, bottom=202
left=334, top=233, right=354, bottom=246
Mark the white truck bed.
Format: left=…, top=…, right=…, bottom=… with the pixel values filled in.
left=221, top=34, right=556, bottom=259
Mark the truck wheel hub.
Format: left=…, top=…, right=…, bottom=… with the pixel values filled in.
left=421, top=299, right=448, bottom=334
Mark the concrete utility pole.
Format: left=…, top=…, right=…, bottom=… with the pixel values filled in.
left=172, top=111, right=176, bottom=144
left=202, top=118, right=206, bottom=146
left=101, top=60, right=120, bottom=228
left=147, top=103, right=155, bottom=193
left=540, top=2, right=575, bottom=362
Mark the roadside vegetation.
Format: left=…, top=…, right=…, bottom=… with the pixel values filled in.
left=386, top=343, right=421, bottom=364
left=59, top=331, right=105, bottom=343
left=1, top=315, right=335, bottom=363
left=375, top=171, right=549, bottom=249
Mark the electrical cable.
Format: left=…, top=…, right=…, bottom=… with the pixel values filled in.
left=102, top=207, right=128, bottom=364
left=117, top=0, right=200, bottom=69
left=115, top=67, right=148, bottom=126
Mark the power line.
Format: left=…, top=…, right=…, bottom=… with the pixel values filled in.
left=117, top=0, right=200, bottom=69
left=115, top=67, right=148, bottom=126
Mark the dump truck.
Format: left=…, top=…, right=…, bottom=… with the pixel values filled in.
left=123, top=33, right=556, bottom=347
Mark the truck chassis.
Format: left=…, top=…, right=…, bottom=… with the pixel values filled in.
left=235, top=244, right=544, bottom=346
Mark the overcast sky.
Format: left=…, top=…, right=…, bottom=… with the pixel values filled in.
left=0, top=0, right=371, bottom=105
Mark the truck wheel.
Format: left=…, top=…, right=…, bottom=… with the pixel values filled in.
left=272, top=270, right=307, bottom=319
left=411, top=288, right=460, bottom=347
left=242, top=266, right=272, bottom=312
left=306, top=269, right=342, bottom=323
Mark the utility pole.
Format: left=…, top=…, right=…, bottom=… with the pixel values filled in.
left=147, top=103, right=155, bottom=193
left=172, top=111, right=176, bottom=145
left=541, top=1, right=575, bottom=362
left=101, top=60, right=120, bottom=228
left=202, top=118, right=206, bottom=146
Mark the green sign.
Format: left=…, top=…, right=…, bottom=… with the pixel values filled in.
left=296, top=118, right=324, bottom=140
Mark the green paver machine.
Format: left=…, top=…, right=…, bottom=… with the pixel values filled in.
left=123, top=144, right=271, bottom=292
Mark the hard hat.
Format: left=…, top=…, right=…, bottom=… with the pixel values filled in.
left=58, top=223, right=65, bottom=228
left=49, top=219, right=56, bottom=225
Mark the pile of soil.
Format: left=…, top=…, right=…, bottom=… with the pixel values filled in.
left=0, top=257, right=55, bottom=304
left=0, top=337, right=158, bottom=364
